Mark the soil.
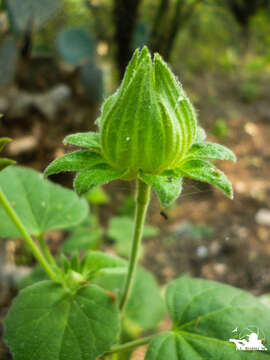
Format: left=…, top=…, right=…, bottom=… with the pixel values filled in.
left=0, top=60, right=270, bottom=359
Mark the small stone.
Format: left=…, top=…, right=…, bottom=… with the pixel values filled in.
left=7, top=136, right=38, bottom=156
left=209, top=241, right=221, bottom=256
left=196, top=245, right=208, bottom=259
left=255, top=208, right=270, bottom=226
left=213, top=263, right=227, bottom=276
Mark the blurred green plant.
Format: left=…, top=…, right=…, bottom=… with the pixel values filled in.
left=239, top=78, right=262, bottom=103
left=212, top=119, right=229, bottom=138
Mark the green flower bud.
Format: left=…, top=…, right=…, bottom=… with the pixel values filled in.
left=100, top=46, right=197, bottom=179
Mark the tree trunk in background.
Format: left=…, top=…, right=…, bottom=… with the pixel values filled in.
left=113, top=0, right=142, bottom=79
left=149, top=0, right=202, bottom=62
left=150, top=0, right=170, bottom=56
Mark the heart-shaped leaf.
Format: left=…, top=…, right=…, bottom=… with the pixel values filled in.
left=145, top=276, right=270, bottom=359
left=0, top=166, right=88, bottom=237
left=5, top=280, right=120, bottom=360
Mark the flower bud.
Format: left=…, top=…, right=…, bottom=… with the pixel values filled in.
left=100, top=47, right=197, bottom=179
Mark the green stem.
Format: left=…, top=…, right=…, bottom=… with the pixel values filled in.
left=119, top=179, right=151, bottom=311
left=103, top=335, right=153, bottom=356
left=0, top=187, right=56, bottom=281
left=37, top=234, right=57, bottom=268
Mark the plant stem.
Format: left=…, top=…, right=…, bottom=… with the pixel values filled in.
left=103, top=335, right=153, bottom=356
left=0, top=187, right=56, bottom=281
left=119, top=179, right=151, bottom=311
left=37, top=234, right=57, bottom=268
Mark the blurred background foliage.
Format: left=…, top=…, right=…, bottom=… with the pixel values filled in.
left=1, top=0, right=270, bottom=94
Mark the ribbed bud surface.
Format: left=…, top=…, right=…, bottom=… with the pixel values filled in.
left=100, top=47, right=197, bottom=179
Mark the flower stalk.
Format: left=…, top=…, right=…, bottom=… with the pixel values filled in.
left=119, top=179, right=151, bottom=311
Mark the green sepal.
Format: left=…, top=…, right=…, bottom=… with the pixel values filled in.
left=139, top=170, right=183, bottom=207
left=74, top=163, right=125, bottom=195
left=63, top=132, right=101, bottom=150
left=0, top=137, right=12, bottom=152
left=187, top=142, right=236, bottom=162
left=194, top=126, right=206, bottom=142
left=44, top=150, right=105, bottom=177
left=175, top=159, right=233, bottom=199
left=0, top=158, right=16, bottom=171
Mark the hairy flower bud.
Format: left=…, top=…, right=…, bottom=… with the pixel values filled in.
left=100, top=46, right=197, bottom=179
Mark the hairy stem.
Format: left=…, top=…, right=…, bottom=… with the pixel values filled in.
left=0, top=187, right=56, bottom=281
left=104, top=335, right=153, bottom=356
left=37, top=234, right=57, bottom=268
left=119, top=179, right=151, bottom=311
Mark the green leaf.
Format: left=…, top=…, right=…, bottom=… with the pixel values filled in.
left=17, top=265, right=47, bottom=290
left=81, top=251, right=126, bottom=275
left=63, top=132, right=101, bottom=150
left=107, top=216, right=159, bottom=258
left=146, top=276, right=270, bottom=359
left=0, top=166, right=88, bottom=237
left=96, top=267, right=165, bottom=336
left=87, top=186, right=110, bottom=205
left=139, top=170, right=183, bottom=207
left=175, top=160, right=233, bottom=199
left=84, top=252, right=165, bottom=335
left=0, top=137, right=12, bottom=152
left=5, top=280, right=120, bottom=360
left=187, top=142, right=236, bottom=162
left=82, top=251, right=165, bottom=335
left=44, top=150, right=104, bottom=177
left=62, top=227, right=102, bottom=252
left=17, top=251, right=165, bottom=337
left=74, top=164, right=125, bottom=196
left=0, top=158, right=16, bottom=171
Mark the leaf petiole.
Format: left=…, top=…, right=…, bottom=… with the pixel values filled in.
left=103, top=335, right=153, bottom=356
left=37, top=233, right=58, bottom=269
left=0, top=187, right=57, bottom=281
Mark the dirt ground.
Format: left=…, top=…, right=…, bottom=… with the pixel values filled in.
left=0, top=64, right=270, bottom=359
